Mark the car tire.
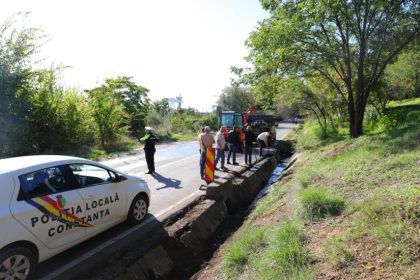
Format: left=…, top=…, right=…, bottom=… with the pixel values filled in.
left=0, top=246, right=36, bottom=280
left=127, top=194, right=148, bottom=225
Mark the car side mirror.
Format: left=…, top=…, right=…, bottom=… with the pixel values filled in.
left=112, top=174, right=122, bottom=183
left=113, top=174, right=126, bottom=183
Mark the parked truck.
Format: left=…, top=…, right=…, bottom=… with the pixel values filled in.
left=218, top=105, right=277, bottom=148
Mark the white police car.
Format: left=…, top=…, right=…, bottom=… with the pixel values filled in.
left=0, top=155, right=150, bottom=279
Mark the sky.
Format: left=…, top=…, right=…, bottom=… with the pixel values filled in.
left=1, top=0, right=269, bottom=112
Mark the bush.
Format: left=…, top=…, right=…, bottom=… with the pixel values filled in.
left=406, top=110, right=420, bottom=124
left=299, top=187, right=345, bottom=220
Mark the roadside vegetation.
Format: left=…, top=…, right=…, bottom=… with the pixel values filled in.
left=213, top=98, right=419, bottom=279
left=0, top=14, right=218, bottom=159
left=214, top=3, right=419, bottom=276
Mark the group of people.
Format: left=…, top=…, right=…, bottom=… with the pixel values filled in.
left=138, top=125, right=273, bottom=179
left=198, top=125, right=272, bottom=180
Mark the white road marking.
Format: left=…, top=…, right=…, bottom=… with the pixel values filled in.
left=117, top=154, right=198, bottom=173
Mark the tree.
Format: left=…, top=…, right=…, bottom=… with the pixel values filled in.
left=100, top=76, right=150, bottom=135
left=242, top=0, right=420, bottom=137
left=60, top=88, right=98, bottom=148
left=88, top=85, right=128, bottom=147
left=216, top=86, right=256, bottom=112
left=170, top=107, right=202, bottom=132
left=385, top=45, right=420, bottom=100
left=152, top=98, right=171, bottom=115
left=274, top=77, right=346, bottom=137
left=0, top=13, right=45, bottom=156
left=24, top=68, right=67, bottom=151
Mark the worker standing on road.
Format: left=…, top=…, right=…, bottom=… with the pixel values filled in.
left=257, top=131, right=271, bottom=157
left=140, top=127, right=159, bottom=174
left=199, top=126, right=215, bottom=179
left=243, top=124, right=256, bottom=166
left=214, top=126, right=228, bottom=171
left=227, top=125, right=240, bottom=165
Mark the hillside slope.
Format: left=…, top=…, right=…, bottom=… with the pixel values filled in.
left=193, top=99, right=419, bottom=280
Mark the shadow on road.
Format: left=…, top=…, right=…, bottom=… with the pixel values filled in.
left=152, top=172, right=182, bottom=190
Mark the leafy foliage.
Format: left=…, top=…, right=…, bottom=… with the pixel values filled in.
left=236, top=0, right=420, bottom=137
left=169, top=107, right=202, bottom=133
left=152, top=98, right=171, bottom=116
left=97, top=76, right=150, bottom=136
left=216, top=86, right=256, bottom=112
left=385, top=46, right=420, bottom=100
left=87, top=85, right=128, bottom=148
left=0, top=13, right=44, bottom=156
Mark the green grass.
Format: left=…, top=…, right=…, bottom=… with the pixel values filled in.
left=298, top=187, right=345, bottom=220
left=256, top=222, right=311, bottom=279
left=387, top=97, right=420, bottom=108
left=294, top=99, right=420, bottom=277
left=159, top=131, right=197, bottom=142
left=248, top=186, right=286, bottom=220
left=325, top=238, right=353, bottom=269
left=221, top=226, right=267, bottom=277
left=60, top=130, right=197, bottom=160
left=215, top=98, right=419, bottom=279
left=221, top=222, right=311, bottom=280
left=352, top=185, right=419, bottom=266
left=294, top=166, right=323, bottom=189
left=61, top=136, right=140, bottom=160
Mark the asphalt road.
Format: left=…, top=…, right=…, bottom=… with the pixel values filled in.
left=33, top=123, right=294, bottom=279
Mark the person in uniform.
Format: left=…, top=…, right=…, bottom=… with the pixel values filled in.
left=140, top=126, right=159, bottom=174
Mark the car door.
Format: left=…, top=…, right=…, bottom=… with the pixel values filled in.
left=9, top=165, right=88, bottom=249
left=69, top=163, right=127, bottom=235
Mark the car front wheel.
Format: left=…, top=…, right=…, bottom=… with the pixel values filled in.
left=0, top=246, right=36, bottom=280
left=127, top=194, right=148, bottom=224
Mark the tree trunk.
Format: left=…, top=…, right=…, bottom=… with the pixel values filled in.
left=350, top=87, right=369, bottom=138
left=347, top=85, right=357, bottom=137
left=353, top=109, right=364, bottom=137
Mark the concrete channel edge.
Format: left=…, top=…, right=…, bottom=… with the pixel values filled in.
left=69, top=141, right=293, bottom=280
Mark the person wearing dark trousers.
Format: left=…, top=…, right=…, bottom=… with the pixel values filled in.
left=215, top=126, right=228, bottom=171
left=227, top=125, right=240, bottom=165
left=140, top=126, right=159, bottom=174
left=243, top=124, right=256, bottom=166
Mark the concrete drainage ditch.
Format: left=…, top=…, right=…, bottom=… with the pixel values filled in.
left=70, top=140, right=294, bottom=280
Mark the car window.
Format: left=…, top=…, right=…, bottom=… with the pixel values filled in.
left=18, top=165, right=74, bottom=200
left=69, top=164, right=116, bottom=187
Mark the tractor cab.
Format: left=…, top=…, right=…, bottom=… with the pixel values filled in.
left=220, top=111, right=243, bottom=129
left=219, top=111, right=245, bottom=147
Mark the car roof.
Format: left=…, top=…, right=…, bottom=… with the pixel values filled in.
left=0, top=155, right=90, bottom=174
